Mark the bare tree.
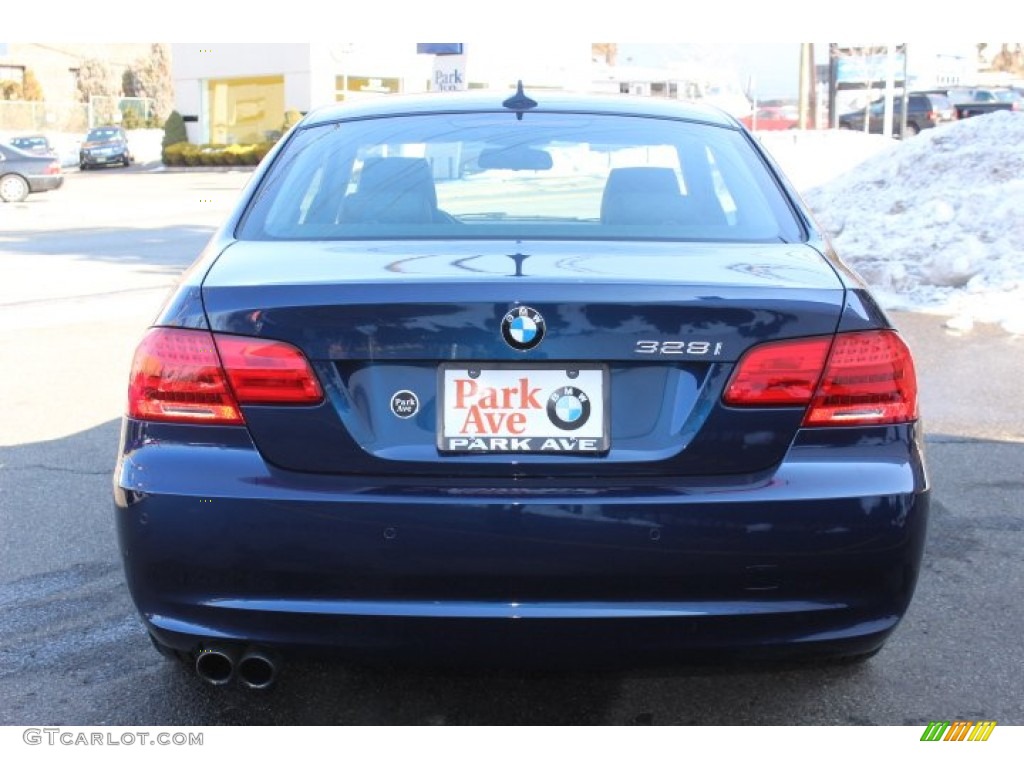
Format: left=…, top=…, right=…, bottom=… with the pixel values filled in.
left=989, top=43, right=1024, bottom=75
left=22, top=68, right=45, bottom=101
left=0, top=67, right=45, bottom=101
left=592, top=43, right=618, bottom=67
left=76, top=58, right=119, bottom=101
left=76, top=57, right=121, bottom=124
left=123, top=44, right=174, bottom=123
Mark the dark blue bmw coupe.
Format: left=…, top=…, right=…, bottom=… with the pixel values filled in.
left=114, top=88, right=928, bottom=688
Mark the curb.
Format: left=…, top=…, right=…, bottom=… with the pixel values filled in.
left=149, top=165, right=257, bottom=173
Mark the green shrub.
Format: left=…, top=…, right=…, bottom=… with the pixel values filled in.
left=162, top=110, right=188, bottom=151
left=161, top=141, right=275, bottom=167
left=121, top=109, right=142, bottom=130
left=161, top=141, right=192, bottom=166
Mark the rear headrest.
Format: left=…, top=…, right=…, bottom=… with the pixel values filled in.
left=341, top=157, right=439, bottom=224
left=600, top=167, right=688, bottom=225
left=603, top=167, right=681, bottom=197
left=358, top=157, right=437, bottom=208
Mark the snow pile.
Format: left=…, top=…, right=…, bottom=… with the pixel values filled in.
left=759, top=129, right=897, bottom=191
left=802, top=111, right=1024, bottom=334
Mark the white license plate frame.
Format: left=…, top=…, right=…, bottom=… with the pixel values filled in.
left=438, top=363, right=610, bottom=454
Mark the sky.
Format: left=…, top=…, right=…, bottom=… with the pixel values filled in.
left=618, top=43, right=808, bottom=100
left=10, top=0, right=1024, bottom=54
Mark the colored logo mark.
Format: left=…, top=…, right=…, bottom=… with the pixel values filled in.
left=547, top=385, right=591, bottom=430
left=390, top=390, right=420, bottom=419
left=509, top=316, right=538, bottom=344
left=920, top=721, right=997, bottom=742
left=501, top=306, right=545, bottom=351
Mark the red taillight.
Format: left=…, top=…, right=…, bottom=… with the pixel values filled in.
left=723, top=337, right=831, bottom=406
left=213, top=334, right=323, bottom=405
left=724, top=331, right=918, bottom=427
left=44, top=161, right=61, bottom=175
left=127, top=328, right=323, bottom=424
left=804, top=331, right=917, bottom=427
left=128, top=328, right=243, bottom=424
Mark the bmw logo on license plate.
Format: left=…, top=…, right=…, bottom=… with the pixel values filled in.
left=547, top=385, right=591, bottom=430
left=501, top=306, right=545, bottom=351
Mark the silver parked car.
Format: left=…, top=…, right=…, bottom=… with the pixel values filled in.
left=0, top=142, right=65, bottom=202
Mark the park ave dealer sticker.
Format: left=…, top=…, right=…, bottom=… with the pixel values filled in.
left=439, top=364, right=608, bottom=453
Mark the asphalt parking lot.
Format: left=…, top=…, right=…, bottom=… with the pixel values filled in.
left=1, top=168, right=1022, bottom=725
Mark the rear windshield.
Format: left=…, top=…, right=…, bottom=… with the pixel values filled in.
left=238, top=111, right=803, bottom=243
left=945, top=89, right=974, bottom=103
left=12, top=136, right=48, bottom=149
left=86, top=128, right=122, bottom=141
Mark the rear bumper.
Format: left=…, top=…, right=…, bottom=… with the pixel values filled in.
left=28, top=175, right=64, bottom=193
left=114, top=421, right=929, bottom=664
left=81, top=152, right=127, bottom=167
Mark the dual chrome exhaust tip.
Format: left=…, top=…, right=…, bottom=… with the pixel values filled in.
left=194, top=645, right=278, bottom=690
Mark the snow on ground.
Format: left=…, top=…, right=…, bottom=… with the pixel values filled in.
left=785, top=112, right=1024, bottom=335
left=757, top=129, right=898, bottom=192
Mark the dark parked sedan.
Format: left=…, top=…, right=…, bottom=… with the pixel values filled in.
left=962, top=87, right=1023, bottom=111
left=0, top=141, right=64, bottom=202
left=9, top=134, right=57, bottom=156
left=115, top=88, right=928, bottom=687
left=922, top=88, right=1017, bottom=119
left=79, top=125, right=132, bottom=169
left=839, top=91, right=956, bottom=137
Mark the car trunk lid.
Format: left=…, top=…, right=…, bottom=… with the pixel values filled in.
left=200, top=239, right=846, bottom=477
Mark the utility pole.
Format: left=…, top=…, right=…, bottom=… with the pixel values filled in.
left=798, top=43, right=816, bottom=130
left=882, top=44, right=897, bottom=137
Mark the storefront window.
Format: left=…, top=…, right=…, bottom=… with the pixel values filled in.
left=335, top=75, right=401, bottom=101
left=207, top=75, right=284, bottom=145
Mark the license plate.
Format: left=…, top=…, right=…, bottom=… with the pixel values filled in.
left=439, top=363, right=609, bottom=453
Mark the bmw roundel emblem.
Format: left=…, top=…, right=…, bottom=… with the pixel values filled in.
left=501, top=306, right=545, bottom=351
left=547, top=386, right=591, bottom=431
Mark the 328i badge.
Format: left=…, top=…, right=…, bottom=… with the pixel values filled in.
left=114, top=86, right=928, bottom=687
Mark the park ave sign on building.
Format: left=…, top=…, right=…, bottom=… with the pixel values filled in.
left=432, top=54, right=468, bottom=91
